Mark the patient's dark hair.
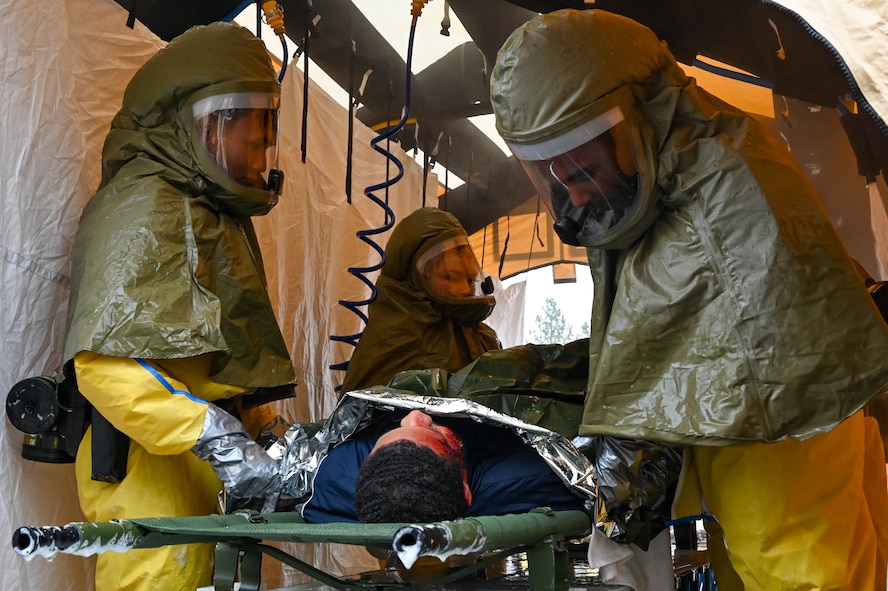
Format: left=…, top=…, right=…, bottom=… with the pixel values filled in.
left=354, top=440, right=468, bottom=523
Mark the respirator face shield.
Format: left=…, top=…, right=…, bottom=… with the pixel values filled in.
left=415, top=236, right=496, bottom=324
left=509, top=106, right=640, bottom=246
left=416, top=236, right=494, bottom=301
left=192, top=91, right=283, bottom=196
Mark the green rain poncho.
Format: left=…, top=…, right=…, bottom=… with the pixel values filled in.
left=492, top=10, right=888, bottom=445
left=62, top=23, right=295, bottom=388
left=341, top=208, right=500, bottom=393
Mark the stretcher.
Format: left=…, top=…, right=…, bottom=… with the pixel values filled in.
left=13, top=507, right=632, bottom=591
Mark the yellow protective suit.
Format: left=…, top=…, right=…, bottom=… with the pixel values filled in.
left=62, top=22, right=295, bottom=591
left=675, top=411, right=888, bottom=591
left=490, top=9, right=888, bottom=588
left=74, top=352, right=276, bottom=591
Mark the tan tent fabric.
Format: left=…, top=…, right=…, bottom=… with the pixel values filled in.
left=470, top=210, right=590, bottom=280
left=779, top=0, right=888, bottom=120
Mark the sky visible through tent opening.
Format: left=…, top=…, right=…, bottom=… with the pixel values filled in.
left=235, top=2, right=593, bottom=344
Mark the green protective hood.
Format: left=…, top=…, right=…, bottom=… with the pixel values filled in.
left=491, top=10, right=684, bottom=250
left=509, top=11, right=888, bottom=444
left=491, top=9, right=680, bottom=146
left=341, top=208, right=499, bottom=393
left=62, top=23, right=295, bottom=388
left=381, top=207, right=467, bottom=281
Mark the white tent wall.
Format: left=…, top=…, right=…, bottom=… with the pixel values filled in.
left=1, top=1, right=164, bottom=589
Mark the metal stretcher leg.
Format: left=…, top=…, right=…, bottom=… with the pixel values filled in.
left=214, top=542, right=263, bottom=591
left=525, top=538, right=570, bottom=591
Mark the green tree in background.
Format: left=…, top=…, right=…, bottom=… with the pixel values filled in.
left=530, top=297, right=586, bottom=343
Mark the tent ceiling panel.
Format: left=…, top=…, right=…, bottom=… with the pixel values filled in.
left=278, top=0, right=888, bottom=237
left=511, top=0, right=853, bottom=107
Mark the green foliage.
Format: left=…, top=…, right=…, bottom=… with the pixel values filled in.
left=530, top=297, right=587, bottom=344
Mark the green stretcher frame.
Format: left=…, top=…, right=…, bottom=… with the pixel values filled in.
left=119, top=508, right=593, bottom=591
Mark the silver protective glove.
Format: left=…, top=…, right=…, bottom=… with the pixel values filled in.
left=192, top=403, right=283, bottom=500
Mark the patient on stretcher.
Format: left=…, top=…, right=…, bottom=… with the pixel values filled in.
left=279, top=344, right=677, bottom=555
left=301, top=408, right=587, bottom=524
left=280, top=343, right=597, bottom=525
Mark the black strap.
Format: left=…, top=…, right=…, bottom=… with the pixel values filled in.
left=125, top=0, right=137, bottom=29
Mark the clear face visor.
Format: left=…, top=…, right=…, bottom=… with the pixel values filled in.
left=509, top=107, right=639, bottom=246
left=193, top=92, right=283, bottom=194
left=415, top=236, right=494, bottom=301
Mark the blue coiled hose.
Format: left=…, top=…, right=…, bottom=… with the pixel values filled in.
left=329, top=20, right=421, bottom=389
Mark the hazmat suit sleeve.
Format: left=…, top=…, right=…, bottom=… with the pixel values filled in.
left=75, top=351, right=283, bottom=499
left=72, top=351, right=230, bottom=454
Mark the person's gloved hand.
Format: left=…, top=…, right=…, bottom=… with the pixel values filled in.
left=192, top=403, right=282, bottom=500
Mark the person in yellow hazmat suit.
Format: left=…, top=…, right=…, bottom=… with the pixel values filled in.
left=340, top=207, right=500, bottom=393
left=490, top=10, right=888, bottom=591
left=61, top=22, right=297, bottom=591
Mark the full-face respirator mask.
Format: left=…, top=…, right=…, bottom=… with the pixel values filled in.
left=189, top=90, right=285, bottom=204
left=414, top=236, right=496, bottom=325
left=508, top=107, right=640, bottom=247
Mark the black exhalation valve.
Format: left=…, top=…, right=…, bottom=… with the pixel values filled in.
left=553, top=216, right=582, bottom=247
left=267, top=168, right=284, bottom=196
left=480, top=275, right=495, bottom=296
